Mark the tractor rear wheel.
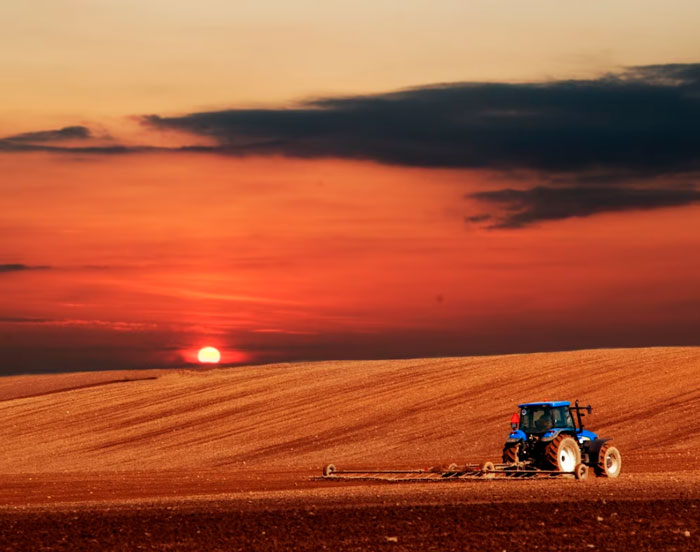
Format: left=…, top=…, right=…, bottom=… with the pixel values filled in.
left=502, top=443, right=520, bottom=464
left=595, top=442, right=622, bottom=478
left=544, top=435, right=581, bottom=472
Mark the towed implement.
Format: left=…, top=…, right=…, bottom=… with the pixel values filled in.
left=321, top=400, right=621, bottom=482
left=322, top=461, right=591, bottom=481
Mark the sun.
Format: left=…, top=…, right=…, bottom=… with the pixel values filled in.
left=197, top=346, right=221, bottom=364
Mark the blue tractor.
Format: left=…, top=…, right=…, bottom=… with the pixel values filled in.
left=502, top=401, right=621, bottom=478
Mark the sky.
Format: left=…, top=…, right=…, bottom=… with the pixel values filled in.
left=2, top=1, right=700, bottom=373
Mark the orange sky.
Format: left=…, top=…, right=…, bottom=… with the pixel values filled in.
left=2, top=152, right=700, bottom=371
left=3, top=1, right=700, bottom=131
left=2, top=2, right=700, bottom=372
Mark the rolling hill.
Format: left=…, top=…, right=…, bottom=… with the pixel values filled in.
left=1, top=347, right=698, bottom=473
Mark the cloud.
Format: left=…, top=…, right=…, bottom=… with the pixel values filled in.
left=0, top=316, right=156, bottom=331
left=469, top=185, right=700, bottom=228
left=0, top=264, right=51, bottom=273
left=3, top=125, right=92, bottom=143
left=0, top=316, right=52, bottom=323
left=465, top=214, right=492, bottom=224
left=0, top=140, right=136, bottom=155
left=0, top=125, right=133, bottom=154
left=144, top=63, right=700, bottom=174
left=3, top=64, right=700, bottom=229
left=4, top=62, right=700, bottom=175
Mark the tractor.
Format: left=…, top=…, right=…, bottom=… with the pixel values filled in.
left=502, top=400, right=621, bottom=478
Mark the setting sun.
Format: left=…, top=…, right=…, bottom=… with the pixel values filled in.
left=197, top=346, right=221, bottom=364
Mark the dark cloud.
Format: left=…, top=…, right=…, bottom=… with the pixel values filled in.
left=3, top=64, right=700, bottom=229
left=469, top=185, right=700, bottom=228
left=0, top=264, right=51, bottom=273
left=465, top=214, right=492, bottom=224
left=0, top=140, right=136, bottom=155
left=0, top=125, right=132, bottom=155
left=0, top=316, right=52, bottom=323
left=144, top=63, right=700, bottom=173
left=4, top=63, right=700, bottom=174
left=0, top=125, right=133, bottom=155
left=4, top=125, right=91, bottom=143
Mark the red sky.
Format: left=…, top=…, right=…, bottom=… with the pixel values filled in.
left=2, top=2, right=700, bottom=373
left=2, top=151, right=699, bottom=372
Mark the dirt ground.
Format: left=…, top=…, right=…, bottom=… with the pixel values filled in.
left=0, top=497, right=697, bottom=551
left=0, top=469, right=699, bottom=550
left=1, top=348, right=699, bottom=550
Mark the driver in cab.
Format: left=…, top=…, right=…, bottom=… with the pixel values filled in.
left=535, top=409, right=554, bottom=431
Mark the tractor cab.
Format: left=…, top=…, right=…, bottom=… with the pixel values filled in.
left=509, top=400, right=598, bottom=443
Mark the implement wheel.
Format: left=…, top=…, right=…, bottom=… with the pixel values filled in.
left=502, top=442, right=520, bottom=464
left=595, top=443, right=622, bottom=478
left=323, top=464, right=336, bottom=477
left=480, top=461, right=495, bottom=479
left=574, top=463, right=589, bottom=480
left=544, top=435, right=581, bottom=472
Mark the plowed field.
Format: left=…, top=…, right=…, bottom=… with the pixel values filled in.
left=1, top=347, right=698, bottom=550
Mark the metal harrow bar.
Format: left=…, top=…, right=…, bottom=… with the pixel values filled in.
left=320, top=461, right=588, bottom=482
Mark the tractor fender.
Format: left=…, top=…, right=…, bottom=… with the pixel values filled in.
left=505, top=429, right=527, bottom=443
left=540, top=428, right=570, bottom=442
left=577, top=429, right=598, bottom=442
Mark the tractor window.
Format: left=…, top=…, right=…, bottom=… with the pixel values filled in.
left=552, top=406, right=574, bottom=428
left=551, top=406, right=575, bottom=429
left=520, top=406, right=575, bottom=433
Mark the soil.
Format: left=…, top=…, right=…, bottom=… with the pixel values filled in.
left=1, top=347, right=699, bottom=550
left=0, top=472, right=698, bottom=551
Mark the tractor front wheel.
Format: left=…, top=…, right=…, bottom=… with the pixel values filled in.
left=595, top=442, right=622, bottom=478
left=544, top=435, right=581, bottom=472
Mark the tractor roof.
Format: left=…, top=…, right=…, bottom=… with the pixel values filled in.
left=518, top=401, right=571, bottom=408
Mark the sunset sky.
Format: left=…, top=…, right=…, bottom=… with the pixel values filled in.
left=2, top=1, right=700, bottom=373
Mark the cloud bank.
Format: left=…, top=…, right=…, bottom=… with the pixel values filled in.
left=143, top=63, right=700, bottom=227
left=6, top=64, right=700, bottom=175
left=144, top=63, right=700, bottom=175
left=4, top=64, right=700, bottom=227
